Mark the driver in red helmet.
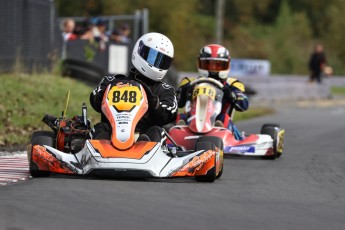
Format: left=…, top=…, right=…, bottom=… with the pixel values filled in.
left=177, top=44, right=249, bottom=140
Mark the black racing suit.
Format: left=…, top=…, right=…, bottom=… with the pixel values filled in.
left=89, top=68, right=178, bottom=141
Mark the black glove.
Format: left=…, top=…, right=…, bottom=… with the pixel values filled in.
left=229, top=91, right=237, bottom=104
left=148, top=95, right=160, bottom=110
left=224, top=86, right=237, bottom=104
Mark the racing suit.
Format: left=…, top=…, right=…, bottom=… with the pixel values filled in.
left=177, top=77, right=249, bottom=139
left=89, top=68, right=178, bottom=141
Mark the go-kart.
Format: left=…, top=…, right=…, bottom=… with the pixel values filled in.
left=27, top=79, right=223, bottom=182
left=168, top=78, right=285, bottom=160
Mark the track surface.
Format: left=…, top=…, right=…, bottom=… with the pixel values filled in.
left=0, top=104, right=344, bottom=230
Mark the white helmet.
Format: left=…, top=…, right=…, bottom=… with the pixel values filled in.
left=132, top=32, right=174, bottom=81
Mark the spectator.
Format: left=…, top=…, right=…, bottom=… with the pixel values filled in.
left=119, top=23, right=131, bottom=43
left=61, top=18, right=77, bottom=41
left=79, top=18, right=94, bottom=40
left=91, top=17, right=108, bottom=42
left=108, top=28, right=119, bottom=43
left=109, top=24, right=131, bottom=44
left=90, top=17, right=109, bottom=50
left=308, top=43, right=327, bottom=83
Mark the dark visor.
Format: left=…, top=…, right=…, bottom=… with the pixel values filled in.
left=198, top=58, right=229, bottom=71
left=138, top=40, right=173, bottom=70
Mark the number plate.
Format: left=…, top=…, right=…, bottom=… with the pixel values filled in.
left=107, top=83, right=142, bottom=111
left=192, top=85, right=216, bottom=100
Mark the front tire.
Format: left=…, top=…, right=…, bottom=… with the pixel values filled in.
left=260, top=124, right=281, bottom=160
left=29, top=131, right=54, bottom=177
left=197, top=136, right=224, bottom=179
left=194, top=141, right=217, bottom=182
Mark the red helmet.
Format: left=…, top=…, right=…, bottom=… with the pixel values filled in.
left=197, top=44, right=231, bottom=80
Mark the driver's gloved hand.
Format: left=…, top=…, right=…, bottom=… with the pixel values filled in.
left=229, top=91, right=237, bottom=104
left=224, top=86, right=237, bottom=104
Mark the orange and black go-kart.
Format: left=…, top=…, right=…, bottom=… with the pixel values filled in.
left=168, top=78, right=285, bottom=160
left=27, top=79, right=223, bottom=182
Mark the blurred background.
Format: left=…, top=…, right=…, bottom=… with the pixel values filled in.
left=56, top=0, right=345, bottom=75
left=1, top=0, right=345, bottom=76
left=1, top=0, right=345, bottom=146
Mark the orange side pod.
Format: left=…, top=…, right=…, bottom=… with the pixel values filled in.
left=32, top=145, right=75, bottom=174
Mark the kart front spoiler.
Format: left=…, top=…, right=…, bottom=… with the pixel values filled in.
left=30, top=140, right=217, bottom=178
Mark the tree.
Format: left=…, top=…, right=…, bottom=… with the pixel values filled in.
left=103, top=0, right=214, bottom=71
left=266, top=0, right=312, bottom=74
left=323, top=0, right=345, bottom=74
left=56, top=0, right=103, bottom=17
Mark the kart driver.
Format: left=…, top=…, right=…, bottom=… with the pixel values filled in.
left=177, top=44, right=249, bottom=140
left=89, top=32, right=178, bottom=142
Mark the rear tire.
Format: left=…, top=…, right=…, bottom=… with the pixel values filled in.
left=29, top=131, right=54, bottom=177
left=260, top=124, right=280, bottom=160
left=195, top=141, right=216, bottom=182
left=197, top=136, right=224, bottom=179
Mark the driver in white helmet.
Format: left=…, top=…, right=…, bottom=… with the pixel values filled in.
left=177, top=44, right=249, bottom=140
left=90, top=32, right=178, bottom=141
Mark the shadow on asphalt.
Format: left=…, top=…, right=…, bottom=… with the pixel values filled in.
left=47, top=174, right=201, bottom=184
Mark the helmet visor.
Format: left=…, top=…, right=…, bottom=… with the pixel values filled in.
left=198, top=58, right=229, bottom=71
left=138, top=41, right=173, bottom=70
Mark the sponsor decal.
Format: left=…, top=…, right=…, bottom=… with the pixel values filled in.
left=177, top=150, right=215, bottom=175
left=225, top=145, right=255, bottom=154
left=33, top=145, right=76, bottom=174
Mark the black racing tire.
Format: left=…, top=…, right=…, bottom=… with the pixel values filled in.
left=261, top=123, right=280, bottom=131
left=29, top=131, right=54, bottom=177
left=197, top=136, right=224, bottom=179
left=62, top=59, right=104, bottom=85
left=194, top=141, right=217, bottom=182
left=260, top=124, right=280, bottom=160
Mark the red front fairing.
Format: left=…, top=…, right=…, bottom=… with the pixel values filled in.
left=168, top=126, right=259, bottom=151
left=188, top=97, right=217, bottom=133
left=168, top=126, right=232, bottom=150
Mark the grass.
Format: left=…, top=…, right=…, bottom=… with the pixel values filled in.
left=0, top=74, right=100, bottom=145
left=331, top=86, right=345, bottom=95
left=232, top=107, right=275, bottom=123
left=0, top=73, right=274, bottom=146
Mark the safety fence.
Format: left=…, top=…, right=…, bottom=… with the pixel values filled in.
left=0, top=0, right=149, bottom=75
left=0, top=0, right=57, bottom=72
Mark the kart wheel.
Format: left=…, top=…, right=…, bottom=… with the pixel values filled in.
left=197, top=136, right=224, bottom=179
left=260, top=124, right=280, bottom=160
left=195, top=141, right=216, bottom=182
left=29, top=131, right=54, bottom=177
left=261, top=123, right=280, bottom=130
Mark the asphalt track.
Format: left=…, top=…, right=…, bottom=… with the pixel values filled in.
left=0, top=102, right=344, bottom=230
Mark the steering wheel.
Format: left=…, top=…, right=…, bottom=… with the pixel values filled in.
left=189, top=78, right=224, bottom=89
